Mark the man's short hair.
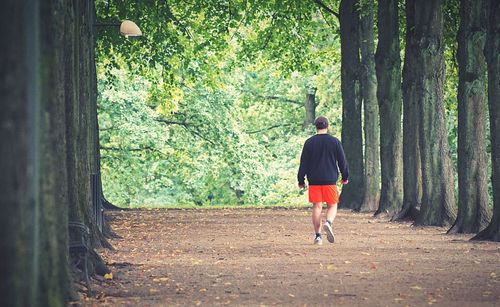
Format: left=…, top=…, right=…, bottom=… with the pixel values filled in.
left=314, top=116, right=329, bottom=130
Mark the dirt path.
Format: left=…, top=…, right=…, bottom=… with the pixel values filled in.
left=82, top=208, right=500, bottom=306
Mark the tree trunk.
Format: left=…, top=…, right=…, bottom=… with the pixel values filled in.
left=473, top=0, right=500, bottom=241
left=303, top=87, right=317, bottom=129
left=414, top=0, right=457, bottom=226
left=65, top=0, right=111, bottom=251
left=393, top=0, right=423, bottom=222
left=448, top=0, right=490, bottom=234
left=359, top=0, right=380, bottom=212
left=339, top=0, right=364, bottom=210
left=0, top=0, right=70, bottom=305
left=375, top=0, right=403, bottom=216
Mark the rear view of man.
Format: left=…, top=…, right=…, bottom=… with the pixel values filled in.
left=297, top=116, right=349, bottom=245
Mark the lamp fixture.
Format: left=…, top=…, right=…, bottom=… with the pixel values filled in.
left=119, top=20, right=142, bottom=37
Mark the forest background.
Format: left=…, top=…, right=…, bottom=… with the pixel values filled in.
left=96, top=1, right=484, bottom=208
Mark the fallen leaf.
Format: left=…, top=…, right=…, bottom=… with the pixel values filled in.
left=104, top=273, right=113, bottom=280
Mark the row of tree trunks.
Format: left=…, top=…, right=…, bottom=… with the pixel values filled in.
left=359, top=0, right=381, bottom=212
left=374, top=0, right=403, bottom=216
left=474, top=0, right=500, bottom=241
left=339, top=0, right=364, bottom=210
left=449, top=0, right=491, bottom=234
left=1, top=0, right=111, bottom=304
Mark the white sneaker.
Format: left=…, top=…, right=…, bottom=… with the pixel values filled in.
left=314, top=236, right=323, bottom=245
left=323, top=222, right=335, bottom=243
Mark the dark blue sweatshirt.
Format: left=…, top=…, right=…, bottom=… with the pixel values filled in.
left=297, top=134, right=349, bottom=185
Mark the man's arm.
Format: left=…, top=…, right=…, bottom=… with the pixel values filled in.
left=336, top=140, right=349, bottom=182
left=297, top=143, right=309, bottom=187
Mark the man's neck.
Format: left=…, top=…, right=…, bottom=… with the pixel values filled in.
left=316, top=129, right=328, bottom=134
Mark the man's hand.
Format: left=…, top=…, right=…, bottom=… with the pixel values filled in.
left=341, top=179, right=349, bottom=185
left=298, top=184, right=306, bottom=189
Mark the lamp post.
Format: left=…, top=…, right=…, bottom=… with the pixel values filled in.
left=94, top=20, right=142, bottom=37
left=91, top=16, right=141, bottom=231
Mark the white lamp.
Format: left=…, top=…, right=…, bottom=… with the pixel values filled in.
left=119, top=20, right=142, bottom=37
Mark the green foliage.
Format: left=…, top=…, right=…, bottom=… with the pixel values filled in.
left=95, top=0, right=344, bottom=207
left=98, top=46, right=343, bottom=207
left=95, top=0, right=484, bottom=208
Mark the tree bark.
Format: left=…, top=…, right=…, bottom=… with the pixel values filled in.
left=375, top=0, right=403, bottom=216
left=393, top=0, right=422, bottom=222
left=359, top=0, right=380, bottom=212
left=339, top=0, right=364, bottom=210
left=303, top=87, right=317, bottom=129
left=414, top=0, right=457, bottom=226
left=0, top=0, right=70, bottom=305
left=473, top=0, right=500, bottom=241
left=448, top=0, right=491, bottom=234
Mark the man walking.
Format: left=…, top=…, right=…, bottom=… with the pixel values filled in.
left=298, top=116, right=349, bottom=245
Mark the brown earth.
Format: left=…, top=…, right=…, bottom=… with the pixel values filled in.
left=79, top=208, right=500, bottom=306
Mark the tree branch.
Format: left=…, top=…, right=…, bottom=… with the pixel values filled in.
left=100, top=145, right=155, bottom=152
left=155, top=118, right=190, bottom=126
left=246, top=123, right=296, bottom=134
left=155, top=118, right=217, bottom=145
left=264, top=95, right=303, bottom=105
left=313, top=0, right=339, bottom=19
left=100, top=145, right=172, bottom=159
left=241, top=89, right=303, bottom=105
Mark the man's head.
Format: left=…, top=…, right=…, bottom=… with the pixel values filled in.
left=314, top=116, right=329, bottom=131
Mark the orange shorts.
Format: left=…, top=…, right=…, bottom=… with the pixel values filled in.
left=308, top=185, right=339, bottom=205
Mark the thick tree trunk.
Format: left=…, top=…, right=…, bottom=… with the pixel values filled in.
left=339, top=0, right=364, bottom=210
left=393, top=0, right=422, bottom=221
left=414, top=0, right=457, bottom=226
left=448, top=0, right=490, bottom=234
left=359, top=0, right=380, bottom=212
left=303, top=87, right=317, bottom=129
left=66, top=0, right=111, bottom=251
left=0, top=0, right=69, bottom=305
left=473, top=0, right=500, bottom=241
left=375, top=0, right=403, bottom=216
left=38, top=0, right=72, bottom=302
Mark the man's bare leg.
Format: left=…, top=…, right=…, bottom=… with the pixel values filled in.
left=326, top=203, right=338, bottom=224
left=323, top=203, right=337, bottom=243
left=312, top=202, right=323, bottom=234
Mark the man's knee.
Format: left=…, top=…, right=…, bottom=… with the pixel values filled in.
left=326, top=203, right=338, bottom=208
left=312, top=202, right=322, bottom=209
